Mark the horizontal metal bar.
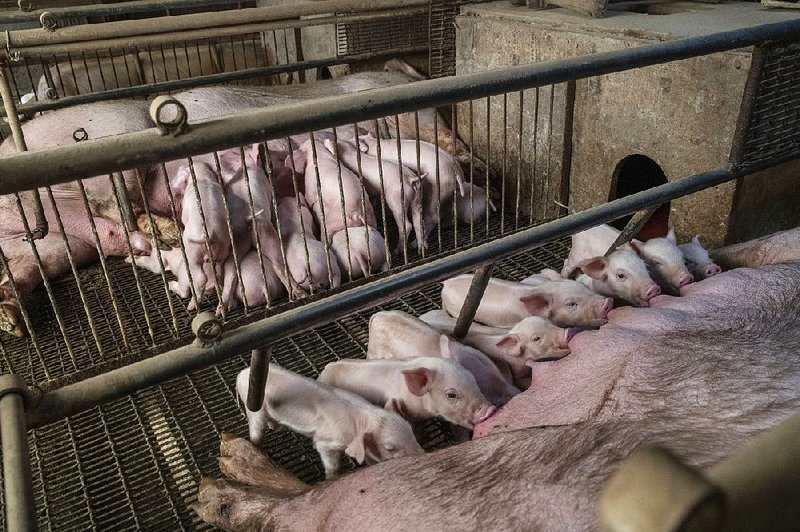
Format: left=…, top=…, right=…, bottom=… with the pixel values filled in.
left=9, top=6, right=426, bottom=57
left=1, top=20, right=797, bottom=195
left=3, top=46, right=427, bottom=117
left=0, top=0, right=428, bottom=50
left=1, top=0, right=245, bottom=24
left=25, top=164, right=756, bottom=429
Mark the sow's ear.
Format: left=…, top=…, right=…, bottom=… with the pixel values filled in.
left=519, top=293, right=552, bottom=317
left=577, top=256, right=608, bottom=280
left=496, top=334, right=523, bottom=357
left=401, top=367, right=432, bottom=397
left=345, top=430, right=377, bottom=465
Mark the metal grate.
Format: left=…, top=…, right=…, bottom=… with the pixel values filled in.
left=0, top=226, right=571, bottom=531
left=428, top=0, right=461, bottom=78
left=336, top=12, right=428, bottom=57
left=738, top=43, right=800, bottom=168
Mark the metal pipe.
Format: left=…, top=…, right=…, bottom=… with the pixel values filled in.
left=604, top=206, right=657, bottom=256
left=0, top=375, right=36, bottom=532
left=111, top=171, right=139, bottom=232
left=0, top=0, right=246, bottom=24
left=7, top=7, right=426, bottom=58
left=25, top=164, right=756, bottom=429
left=246, top=348, right=271, bottom=412
left=452, top=264, right=494, bottom=340
left=2, top=20, right=797, bottom=194
left=1, top=46, right=426, bottom=118
left=0, top=67, right=48, bottom=241
left=0, top=0, right=429, bottom=49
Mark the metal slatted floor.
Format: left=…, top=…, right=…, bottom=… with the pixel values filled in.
left=0, top=212, right=571, bottom=530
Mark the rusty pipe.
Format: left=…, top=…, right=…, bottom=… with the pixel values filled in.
left=246, top=348, right=271, bottom=412
left=0, top=375, right=36, bottom=532
left=452, top=264, right=494, bottom=340
left=604, top=207, right=657, bottom=256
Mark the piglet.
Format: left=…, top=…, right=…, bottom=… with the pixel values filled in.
left=318, top=357, right=496, bottom=429
left=442, top=182, right=496, bottom=227
left=237, top=365, right=423, bottom=479
left=419, top=309, right=574, bottom=389
left=330, top=226, right=389, bottom=280
left=277, top=194, right=341, bottom=292
left=219, top=250, right=286, bottom=310
left=679, top=235, right=722, bottom=280
left=442, top=274, right=612, bottom=329
left=324, top=138, right=424, bottom=254
left=367, top=310, right=520, bottom=406
left=358, top=134, right=464, bottom=253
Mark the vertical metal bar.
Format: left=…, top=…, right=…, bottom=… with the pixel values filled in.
left=545, top=84, right=556, bottom=220
left=111, top=171, right=138, bottom=232
left=450, top=102, right=459, bottom=247
left=0, top=67, right=48, bottom=241
left=80, top=51, right=94, bottom=93
left=469, top=99, right=475, bottom=243
left=284, top=140, right=309, bottom=299
left=515, top=89, right=524, bottom=230
left=339, top=126, right=373, bottom=276
left=246, top=347, right=271, bottom=412
left=371, top=120, right=392, bottom=272
left=501, top=92, right=508, bottom=234
left=293, top=27, right=305, bottom=83
left=559, top=80, right=577, bottom=218
left=485, top=96, right=491, bottom=237
left=238, top=146, right=272, bottom=307
left=530, top=87, right=540, bottom=224
left=452, top=264, right=494, bottom=340
left=266, top=141, right=301, bottom=301
left=0, top=375, right=36, bottom=532
left=327, top=129, right=357, bottom=279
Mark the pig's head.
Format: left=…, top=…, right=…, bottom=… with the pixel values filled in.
left=518, top=279, right=613, bottom=328
left=495, top=316, right=573, bottom=363
left=399, top=357, right=496, bottom=429
left=577, top=251, right=661, bottom=307
left=439, top=335, right=520, bottom=407
left=630, top=228, right=693, bottom=292
left=345, top=410, right=423, bottom=466
left=680, top=236, right=722, bottom=280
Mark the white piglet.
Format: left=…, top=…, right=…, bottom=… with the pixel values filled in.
left=680, top=235, right=722, bottom=280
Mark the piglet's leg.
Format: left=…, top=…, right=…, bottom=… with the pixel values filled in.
left=316, top=442, right=342, bottom=479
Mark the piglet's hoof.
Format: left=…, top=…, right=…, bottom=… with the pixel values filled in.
left=0, top=285, right=25, bottom=338
left=137, top=214, right=181, bottom=250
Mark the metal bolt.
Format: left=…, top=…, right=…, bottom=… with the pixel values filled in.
left=72, top=128, right=88, bottom=143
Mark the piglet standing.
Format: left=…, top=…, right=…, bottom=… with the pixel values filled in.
left=324, top=138, right=424, bottom=255
left=679, top=235, right=722, bottom=280
left=276, top=194, right=341, bottom=292
left=442, top=274, right=612, bottom=329
left=367, top=310, right=520, bottom=406
left=318, top=357, right=496, bottom=429
left=419, top=309, right=574, bottom=390
left=237, top=365, right=423, bottom=479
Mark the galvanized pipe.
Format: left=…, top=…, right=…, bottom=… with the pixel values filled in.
left=0, top=0, right=245, bottom=24
left=246, top=348, right=271, bottom=412
left=0, top=67, right=48, bottom=241
left=1, top=46, right=427, bottom=118
left=452, top=264, right=494, bottom=340
left=0, top=375, right=36, bottom=532
left=24, top=165, right=752, bottom=429
left=1, top=20, right=797, bottom=195
left=0, top=0, right=429, bottom=49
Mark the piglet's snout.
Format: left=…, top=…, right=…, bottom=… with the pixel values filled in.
left=644, top=284, right=661, bottom=301
left=471, top=404, right=497, bottom=426
left=677, top=273, right=694, bottom=287
left=598, top=297, right=614, bottom=317
left=706, top=264, right=722, bottom=277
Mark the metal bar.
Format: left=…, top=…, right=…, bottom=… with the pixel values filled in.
left=728, top=45, right=768, bottom=167
left=0, top=0, right=430, bottom=49
left=559, top=80, right=576, bottom=217
left=111, top=171, right=138, bottom=232
left=0, top=67, right=48, bottom=241
left=293, top=27, right=305, bottom=84
left=8, top=19, right=795, bottom=201
left=25, top=163, right=766, bottom=429
left=452, top=264, right=494, bottom=340
left=5, top=8, right=427, bottom=59
left=1, top=45, right=428, bottom=118
left=245, top=348, right=271, bottom=412
left=0, top=375, right=36, bottom=532
left=604, top=207, right=657, bottom=256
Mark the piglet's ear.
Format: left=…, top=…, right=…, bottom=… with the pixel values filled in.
left=401, top=368, right=432, bottom=397
left=627, top=241, right=643, bottom=256
left=345, top=430, right=376, bottom=465
left=666, top=226, right=676, bottom=243
left=385, top=398, right=409, bottom=418
left=496, top=334, right=522, bottom=357
left=539, top=268, right=562, bottom=281
left=577, top=257, right=608, bottom=280
left=323, top=138, right=336, bottom=155
left=438, top=334, right=453, bottom=359
left=692, top=235, right=701, bottom=246
left=519, top=293, right=551, bottom=317
left=170, top=166, right=191, bottom=194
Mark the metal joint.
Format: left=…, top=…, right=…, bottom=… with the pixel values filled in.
left=150, top=96, right=189, bottom=137
left=192, top=312, right=223, bottom=347
left=17, top=0, right=32, bottom=11
left=0, top=374, right=31, bottom=409
left=72, top=128, right=88, bottom=143
left=39, top=12, right=57, bottom=32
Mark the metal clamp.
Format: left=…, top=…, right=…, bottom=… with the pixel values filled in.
left=192, top=312, right=222, bottom=347
left=72, top=127, right=88, bottom=143
left=43, top=86, right=57, bottom=100
left=17, top=0, right=32, bottom=11
left=149, top=95, right=188, bottom=137
left=0, top=374, right=31, bottom=409
left=4, top=30, right=20, bottom=62
left=39, top=12, right=57, bottom=32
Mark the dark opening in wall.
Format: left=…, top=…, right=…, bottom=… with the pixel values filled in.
left=609, top=154, right=670, bottom=239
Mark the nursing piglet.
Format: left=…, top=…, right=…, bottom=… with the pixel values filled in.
left=367, top=310, right=519, bottom=406
left=236, top=365, right=423, bottom=479
left=318, top=357, right=496, bottom=429
left=293, top=137, right=376, bottom=239
left=680, top=236, right=722, bottom=280
left=324, top=138, right=423, bottom=254
left=277, top=194, right=341, bottom=291
left=330, top=226, right=389, bottom=279
left=419, top=309, right=574, bottom=389
left=442, top=274, right=612, bottom=328
left=218, top=250, right=286, bottom=310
